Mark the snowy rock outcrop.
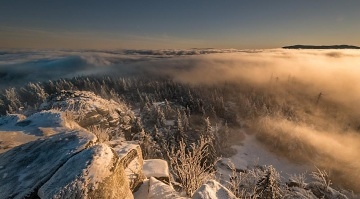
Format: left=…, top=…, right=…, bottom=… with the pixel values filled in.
left=0, top=130, right=145, bottom=198
left=192, top=180, right=237, bottom=199
left=0, top=111, right=80, bottom=152
left=38, top=144, right=133, bottom=199
left=0, top=111, right=80, bottom=136
left=0, top=90, right=149, bottom=198
left=40, top=90, right=135, bottom=134
left=0, top=130, right=96, bottom=199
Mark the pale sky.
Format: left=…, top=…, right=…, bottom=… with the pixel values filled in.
left=1, top=0, right=360, bottom=49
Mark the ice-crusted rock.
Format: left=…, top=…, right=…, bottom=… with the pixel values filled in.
left=40, top=90, right=135, bottom=135
left=0, top=130, right=96, bottom=199
left=192, top=180, right=237, bottom=199
left=143, top=159, right=170, bottom=184
left=110, top=139, right=145, bottom=190
left=38, top=144, right=133, bottom=199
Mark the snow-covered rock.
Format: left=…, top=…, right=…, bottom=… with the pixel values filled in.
left=110, top=139, right=145, bottom=190
left=0, top=110, right=81, bottom=153
left=38, top=144, right=134, bottom=199
left=148, top=177, right=187, bottom=199
left=0, top=91, right=157, bottom=198
left=143, top=159, right=170, bottom=184
left=0, top=130, right=96, bottom=199
left=40, top=90, right=135, bottom=136
left=192, top=180, right=237, bottom=199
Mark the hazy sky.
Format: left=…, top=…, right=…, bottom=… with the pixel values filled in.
left=1, top=0, right=360, bottom=49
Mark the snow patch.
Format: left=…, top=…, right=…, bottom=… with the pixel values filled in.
left=220, top=134, right=310, bottom=180
left=143, top=159, right=169, bottom=179
left=148, top=177, right=186, bottom=199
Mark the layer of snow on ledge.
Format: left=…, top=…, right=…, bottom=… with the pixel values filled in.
left=192, top=180, right=237, bottom=199
left=143, top=159, right=169, bottom=178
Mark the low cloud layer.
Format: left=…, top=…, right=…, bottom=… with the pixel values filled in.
left=2, top=48, right=360, bottom=110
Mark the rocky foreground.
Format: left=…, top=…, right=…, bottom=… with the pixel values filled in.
left=0, top=91, right=237, bottom=199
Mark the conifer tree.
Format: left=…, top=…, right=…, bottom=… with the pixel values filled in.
left=175, top=109, right=186, bottom=142
left=156, top=107, right=166, bottom=127
left=256, top=166, right=282, bottom=199
left=182, top=110, right=190, bottom=131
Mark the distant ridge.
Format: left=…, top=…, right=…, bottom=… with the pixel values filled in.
left=283, top=45, right=360, bottom=49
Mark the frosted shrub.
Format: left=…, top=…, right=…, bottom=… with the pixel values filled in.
left=256, top=165, right=283, bottom=199
left=167, top=136, right=216, bottom=196
left=311, top=167, right=331, bottom=188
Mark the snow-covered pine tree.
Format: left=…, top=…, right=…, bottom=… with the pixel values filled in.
left=175, top=109, right=185, bottom=143
left=182, top=110, right=190, bottom=131
left=156, top=106, right=166, bottom=127
left=256, top=165, right=283, bottom=199
left=152, top=125, right=160, bottom=143
left=219, top=121, right=230, bottom=149
left=203, top=117, right=213, bottom=139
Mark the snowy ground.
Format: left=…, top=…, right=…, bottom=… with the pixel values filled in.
left=218, top=133, right=311, bottom=180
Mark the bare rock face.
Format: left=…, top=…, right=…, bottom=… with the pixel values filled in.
left=40, top=90, right=135, bottom=137
left=38, top=144, right=134, bottom=199
left=0, top=130, right=97, bottom=199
